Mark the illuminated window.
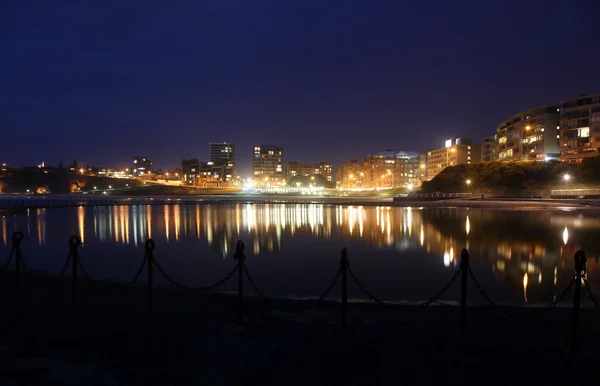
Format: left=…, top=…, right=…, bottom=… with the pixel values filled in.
left=580, top=127, right=590, bottom=137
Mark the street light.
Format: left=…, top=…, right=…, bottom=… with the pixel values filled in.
left=563, top=174, right=571, bottom=182
left=466, top=179, right=472, bottom=185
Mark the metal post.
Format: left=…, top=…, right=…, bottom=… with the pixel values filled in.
left=69, top=235, right=81, bottom=305
left=460, top=248, right=470, bottom=335
left=341, top=247, right=348, bottom=332
left=145, top=239, right=155, bottom=312
left=12, top=231, right=23, bottom=291
left=572, top=250, right=586, bottom=349
left=234, top=241, right=245, bottom=323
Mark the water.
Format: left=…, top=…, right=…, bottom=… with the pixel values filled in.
left=2, top=203, right=600, bottom=305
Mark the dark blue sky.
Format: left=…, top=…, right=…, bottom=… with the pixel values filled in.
left=1, top=0, right=599, bottom=177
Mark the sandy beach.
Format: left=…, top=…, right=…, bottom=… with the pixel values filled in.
left=1, top=270, right=600, bottom=385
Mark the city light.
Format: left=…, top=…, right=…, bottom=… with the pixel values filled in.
left=407, top=184, right=414, bottom=191
left=108, top=185, right=112, bottom=189
left=563, top=174, right=570, bottom=182
left=525, top=125, right=531, bottom=130
left=79, top=168, right=84, bottom=174
left=466, top=179, right=471, bottom=185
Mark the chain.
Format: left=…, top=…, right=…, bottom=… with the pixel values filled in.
left=316, top=269, right=342, bottom=303
left=348, top=267, right=388, bottom=307
left=583, top=277, right=600, bottom=312
left=420, top=268, right=462, bottom=307
left=18, top=251, right=27, bottom=271
left=77, top=256, right=91, bottom=279
left=468, top=268, right=506, bottom=313
left=545, top=277, right=576, bottom=310
left=243, top=265, right=266, bottom=298
left=129, top=254, right=147, bottom=286
left=0, top=246, right=15, bottom=273
left=59, top=253, right=72, bottom=278
left=153, top=259, right=238, bottom=292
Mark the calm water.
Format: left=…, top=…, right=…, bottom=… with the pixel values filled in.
left=2, top=204, right=600, bottom=304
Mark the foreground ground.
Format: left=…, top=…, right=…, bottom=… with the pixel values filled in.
left=1, top=273, right=600, bottom=386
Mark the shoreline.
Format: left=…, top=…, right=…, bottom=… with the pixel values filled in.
left=1, top=194, right=600, bottom=211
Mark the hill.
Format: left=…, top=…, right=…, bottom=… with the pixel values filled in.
left=421, top=156, right=600, bottom=194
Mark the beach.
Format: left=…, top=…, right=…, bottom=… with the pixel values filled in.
left=1, top=271, right=600, bottom=385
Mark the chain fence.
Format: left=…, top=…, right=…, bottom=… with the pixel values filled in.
left=243, top=265, right=266, bottom=298
left=468, top=267, right=577, bottom=319
left=153, top=258, right=239, bottom=293
left=129, top=254, right=147, bottom=286
left=420, top=268, right=462, bottom=307
left=0, top=247, right=15, bottom=273
left=583, top=277, right=600, bottom=313
left=348, top=267, right=389, bottom=307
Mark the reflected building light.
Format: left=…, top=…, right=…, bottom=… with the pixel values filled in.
left=78, top=206, right=85, bottom=245
left=562, top=227, right=569, bottom=245
left=407, top=207, right=412, bottom=236
left=538, top=272, right=542, bottom=284
left=174, top=205, right=181, bottom=241
left=132, top=206, right=138, bottom=246
left=236, top=204, right=241, bottom=235
left=164, top=205, right=170, bottom=241
left=196, top=205, right=201, bottom=239
left=124, top=206, right=130, bottom=244
left=443, top=250, right=450, bottom=267
left=523, top=273, right=528, bottom=303
left=112, top=207, right=119, bottom=243
left=554, top=266, right=557, bottom=286
left=359, top=209, right=364, bottom=238
left=146, top=205, right=152, bottom=239
left=119, top=206, right=126, bottom=244
left=419, top=225, right=424, bottom=246
left=465, top=216, right=471, bottom=236
left=108, top=207, right=113, bottom=241
left=253, top=238, right=260, bottom=255
left=36, top=209, right=45, bottom=246
left=93, top=209, right=98, bottom=240
left=496, top=261, right=505, bottom=272
left=449, top=247, right=454, bottom=264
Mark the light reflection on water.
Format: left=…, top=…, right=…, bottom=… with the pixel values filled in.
left=2, top=204, right=600, bottom=303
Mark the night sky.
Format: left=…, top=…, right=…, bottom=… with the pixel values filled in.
left=1, top=0, right=599, bottom=177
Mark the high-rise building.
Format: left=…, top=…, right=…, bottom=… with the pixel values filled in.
left=495, top=105, right=560, bottom=162
left=481, top=135, right=495, bottom=162
left=209, top=142, right=237, bottom=183
left=132, top=156, right=152, bottom=177
left=253, top=145, right=284, bottom=186
left=286, top=161, right=332, bottom=182
left=560, top=94, right=600, bottom=162
left=427, top=138, right=480, bottom=179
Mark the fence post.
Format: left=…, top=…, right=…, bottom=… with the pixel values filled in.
left=145, top=239, right=155, bottom=312
left=69, top=235, right=81, bottom=305
left=234, top=241, right=246, bottom=323
left=341, top=247, right=349, bottom=332
left=12, top=231, right=24, bottom=291
left=571, top=250, right=586, bottom=348
left=460, top=249, right=470, bottom=335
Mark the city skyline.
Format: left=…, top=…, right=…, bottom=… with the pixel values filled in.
left=2, top=1, right=599, bottom=178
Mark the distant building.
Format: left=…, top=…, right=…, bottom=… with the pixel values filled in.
left=338, top=151, right=425, bottom=189
left=209, top=142, right=238, bottom=183
left=337, top=160, right=366, bottom=189
left=395, top=151, right=426, bottom=187
left=286, top=161, right=332, bottom=182
left=481, top=135, right=495, bottom=162
left=132, top=157, right=152, bottom=177
left=253, top=145, right=284, bottom=186
left=181, top=159, right=200, bottom=184
left=494, top=105, right=560, bottom=162
left=560, top=93, right=600, bottom=162
left=427, top=138, right=480, bottom=179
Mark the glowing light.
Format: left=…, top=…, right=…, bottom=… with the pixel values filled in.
left=562, top=227, right=569, bottom=245
left=563, top=174, right=570, bottom=182
left=523, top=273, right=528, bottom=302
left=466, top=179, right=471, bottom=185
left=465, top=216, right=470, bottom=236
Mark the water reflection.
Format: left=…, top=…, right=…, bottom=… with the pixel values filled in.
left=11, top=204, right=600, bottom=302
